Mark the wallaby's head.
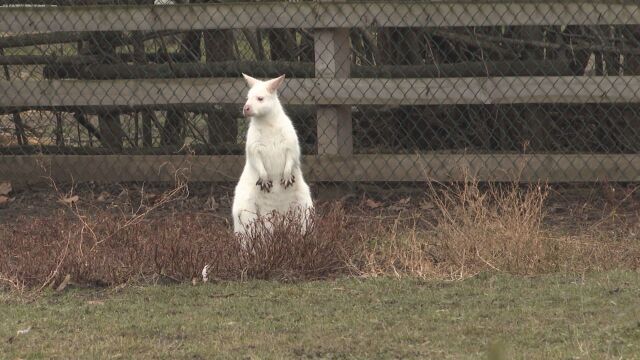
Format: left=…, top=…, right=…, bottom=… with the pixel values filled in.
left=242, top=73, right=285, bottom=119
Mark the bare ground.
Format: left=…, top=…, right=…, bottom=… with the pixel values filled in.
left=2, top=181, right=640, bottom=232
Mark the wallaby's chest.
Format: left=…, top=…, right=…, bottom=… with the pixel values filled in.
left=249, top=126, right=289, bottom=149
left=248, top=125, right=291, bottom=175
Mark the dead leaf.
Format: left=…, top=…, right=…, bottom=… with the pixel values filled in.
left=185, top=196, right=200, bottom=206
left=0, top=181, right=11, bottom=196
left=365, top=198, right=382, bottom=209
left=338, top=193, right=356, bottom=203
left=59, top=195, right=79, bottom=205
left=16, top=326, right=31, bottom=335
left=96, top=192, right=109, bottom=202
left=387, top=205, right=406, bottom=212
left=420, top=201, right=435, bottom=210
left=55, top=274, right=71, bottom=292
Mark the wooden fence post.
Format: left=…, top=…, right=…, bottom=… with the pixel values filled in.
left=314, top=27, right=353, bottom=156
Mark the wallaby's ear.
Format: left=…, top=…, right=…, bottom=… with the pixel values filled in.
left=242, top=73, right=260, bottom=88
left=265, top=74, right=285, bottom=94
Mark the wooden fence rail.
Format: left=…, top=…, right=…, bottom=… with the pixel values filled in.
left=3, top=154, right=640, bottom=183
left=2, top=76, right=639, bottom=109
left=1, top=2, right=640, bottom=33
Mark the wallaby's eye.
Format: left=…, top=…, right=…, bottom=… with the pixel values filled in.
left=257, top=96, right=264, bottom=102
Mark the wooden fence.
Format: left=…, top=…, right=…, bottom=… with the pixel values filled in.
left=1, top=1, right=640, bottom=183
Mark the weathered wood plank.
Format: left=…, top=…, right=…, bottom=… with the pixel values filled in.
left=315, top=27, right=353, bottom=156
left=2, top=154, right=639, bottom=183
left=1, top=2, right=639, bottom=33
left=306, top=154, right=640, bottom=182
left=0, top=31, right=95, bottom=48
left=2, top=76, right=640, bottom=108
left=0, top=55, right=99, bottom=65
left=0, top=154, right=237, bottom=183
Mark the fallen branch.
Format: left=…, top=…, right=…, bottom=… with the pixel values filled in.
left=0, top=30, right=182, bottom=50
left=73, top=112, right=103, bottom=142
left=432, top=29, right=640, bottom=56
left=0, top=32, right=95, bottom=49
left=0, top=53, right=191, bottom=65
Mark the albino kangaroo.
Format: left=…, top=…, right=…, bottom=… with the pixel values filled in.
left=232, top=74, right=314, bottom=237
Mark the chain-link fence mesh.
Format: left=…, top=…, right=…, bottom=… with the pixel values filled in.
left=1, top=1, right=640, bottom=184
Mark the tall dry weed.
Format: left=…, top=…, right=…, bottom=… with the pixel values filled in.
left=430, top=179, right=549, bottom=276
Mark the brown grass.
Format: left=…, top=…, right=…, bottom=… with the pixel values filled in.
left=430, top=179, right=550, bottom=276
left=353, top=179, right=640, bottom=279
left=2, top=179, right=640, bottom=292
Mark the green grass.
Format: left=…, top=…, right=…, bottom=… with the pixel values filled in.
left=2, top=271, right=640, bottom=359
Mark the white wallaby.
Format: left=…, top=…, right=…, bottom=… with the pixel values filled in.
left=232, top=73, right=314, bottom=238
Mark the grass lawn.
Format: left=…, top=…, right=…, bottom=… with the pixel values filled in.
left=2, top=271, right=640, bottom=359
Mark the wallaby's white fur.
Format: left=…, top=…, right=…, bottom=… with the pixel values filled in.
left=232, top=74, right=313, bottom=237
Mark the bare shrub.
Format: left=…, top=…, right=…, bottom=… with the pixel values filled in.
left=238, top=203, right=358, bottom=280
left=1, top=212, right=236, bottom=289
left=0, top=200, right=361, bottom=290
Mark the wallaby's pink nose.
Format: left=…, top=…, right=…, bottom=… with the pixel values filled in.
left=243, top=105, right=252, bottom=117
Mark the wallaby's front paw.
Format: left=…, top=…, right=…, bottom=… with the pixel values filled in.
left=281, top=174, right=295, bottom=189
left=256, top=178, right=273, bottom=192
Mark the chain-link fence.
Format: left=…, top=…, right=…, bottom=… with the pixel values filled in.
left=1, top=1, right=640, bottom=184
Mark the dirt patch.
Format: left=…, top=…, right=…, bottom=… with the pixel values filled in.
left=2, top=181, right=640, bottom=230
left=0, top=182, right=237, bottom=225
